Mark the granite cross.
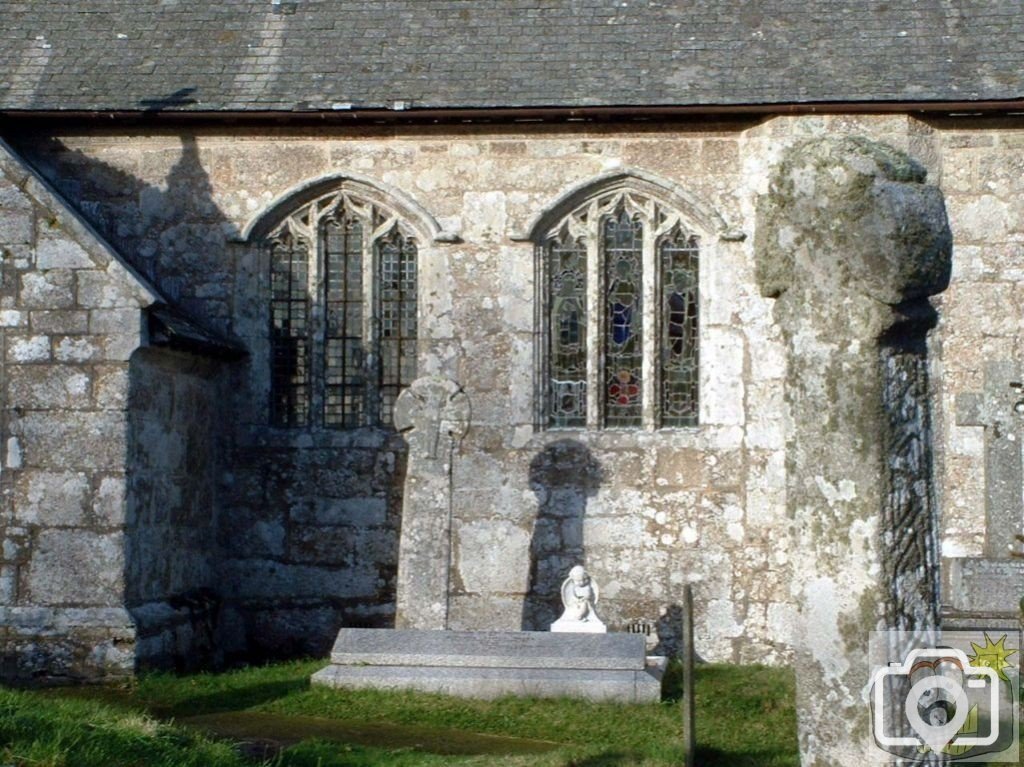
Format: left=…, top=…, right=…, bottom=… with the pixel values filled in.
left=392, top=376, right=470, bottom=630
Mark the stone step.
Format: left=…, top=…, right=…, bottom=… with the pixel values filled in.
left=313, top=661, right=661, bottom=703
left=328, top=628, right=648, bottom=671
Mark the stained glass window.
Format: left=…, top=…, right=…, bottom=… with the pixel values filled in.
left=377, top=228, right=418, bottom=425
left=660, top=228, right=699, bottom=427
left=266, top=189, right=419, bottom=430
left=603, top=209, right=643, bottom=428
left=539, top=188, right=701, bottom=430
left=269, top=233, right=310, bottom=427
left=547, top=229, right=587, bottom=427
left=323, top=215, right=365, bottom=428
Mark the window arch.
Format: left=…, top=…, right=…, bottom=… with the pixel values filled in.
left=539, top=189, right=700, bottom=429
left=265, top=189, right=418, bottom=429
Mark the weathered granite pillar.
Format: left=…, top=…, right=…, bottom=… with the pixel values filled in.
left=393, top=376, right=470, bottom=630
left=755, top=137, right=952, bottom=766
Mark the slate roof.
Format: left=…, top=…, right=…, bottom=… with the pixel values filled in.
left=1, top=1, right=1023, bottom=113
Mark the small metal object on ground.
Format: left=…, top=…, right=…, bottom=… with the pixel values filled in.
left=682, top=583, right=695, bottom=767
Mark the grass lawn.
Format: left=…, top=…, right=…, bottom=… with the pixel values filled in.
left=4, top=659, right=800, bottom=766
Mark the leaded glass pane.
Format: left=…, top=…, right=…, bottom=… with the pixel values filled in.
left=603, top=209, right=643, bottom=428
left=377, top=229, right=418, bottom=426
left=323, top=216, right=365, bottom=428
left=661, top=228, right=699, bottom=427
left=547, top=231, right=587, bottom=427
left=269, top=235, right=311, bottom=427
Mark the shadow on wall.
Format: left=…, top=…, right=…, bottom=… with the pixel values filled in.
left=523, top=440, right=604, bottom=631
left=124, top=346, right=229, bottom=673
left=16, top=132, right=237, bottom=331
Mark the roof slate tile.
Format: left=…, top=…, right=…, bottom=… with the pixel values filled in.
left=1, top=0, right=1021, bottom=112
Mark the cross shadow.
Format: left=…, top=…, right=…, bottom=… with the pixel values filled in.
left=522, top=439, right=604, bottom=631
left=139, top=87, right=198, bottom=112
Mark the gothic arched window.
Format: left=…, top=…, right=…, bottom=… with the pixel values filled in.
left=540, top=190, right=700, bottom=429
left=266, top=190, right=418, bottom=429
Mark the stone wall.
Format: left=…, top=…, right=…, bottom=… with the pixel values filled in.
left=126, top=347, right=226, bottom=671
left=13, top=123, right=792, bottom=663
left=0, top=141, right=153, bottom=681
left=218, top=435, right=405, bottom=661
left=8, top=112, right=1018, bottom=666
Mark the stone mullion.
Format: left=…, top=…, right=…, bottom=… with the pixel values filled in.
left=308, top=225, right=326, bottom=429
left=534, top=243, right=549, bottom=430
left=585, top=205, right=602, bottom=430
left=362, top=226, right=379, bottom=427
left=640, top=217, right=657, bottom=430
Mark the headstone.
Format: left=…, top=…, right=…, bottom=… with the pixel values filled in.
left=393, top=376, right=470, bottom=630
left=756, top=136, right=952, bottom=766
left=956, top=361, right=1024, bottom=559
left=550, top=565, right=606, bottom=633
left=944, top=362, right=1024, bottom=624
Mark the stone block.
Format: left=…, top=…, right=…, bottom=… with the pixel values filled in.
left=8, top=411, right=128, bottom=471
left=289, top=525, right=395, bottom=567
left=327, top=628, right=647, bottom=670
left=701, top=326, right=745, bottom=427
left=0, top=309, right=27, bottom=327
left=0, top=207, right=33, bottom=246
left=89, top=308, right=141, bottom=335
left=7, top=365, right=91, bottom=409
left=292, top=496, right=388, bottom=527
left=0, top=177, right=32, bottom=210
left=30, top=309, right=89, bottom=334
left=93, top=366, right=130, bottom=410
left=455, top=520, right=531, bottom=594
left=53, top=336, right=102, bottom=363
left=27, top=530, right=125, bottom=606
left=94, top=475, right=127, bottom=525
left=6, top=335, right=51, bottom=363
left=15, top=470, right=91, bottom=526
left=220, top=559, right=380, bottom=600
left=36, top=231, right=94, bottom=270
left=76, top=270, right=143, bottom=309
left=313, top=663, right=660, bottom=703
left=19, top=270, right=75, bottom=309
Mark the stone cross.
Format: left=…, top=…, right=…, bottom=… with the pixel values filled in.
left=756, top=136, right=951, bottom=767
left=956, top=360, right=1024, bottom=559
left=394, top=377, right=470, bottom=461
left=392, top=376, right=470, bottom=630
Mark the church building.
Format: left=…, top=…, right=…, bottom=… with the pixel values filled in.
left=0, top=1, right=1021, bottom=688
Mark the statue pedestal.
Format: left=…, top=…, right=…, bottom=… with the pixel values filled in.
left=550, top=616, right=606, bottom=633
left=312, top=628, right=663, bottom=703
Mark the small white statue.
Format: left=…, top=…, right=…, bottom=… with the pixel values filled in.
left=550, top=565, right=606, bottom=633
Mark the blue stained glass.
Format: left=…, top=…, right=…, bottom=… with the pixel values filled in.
left=603, top=209, right=643, bottom=428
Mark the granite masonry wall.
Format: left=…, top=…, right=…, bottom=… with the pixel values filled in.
left=0, top=141, right=155, bottom=681
left=126, top=347, right=227, bottom=671
left=3, top=112, right=1016, bottom=673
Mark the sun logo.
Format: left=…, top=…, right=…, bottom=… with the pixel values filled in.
left=967, top=633, right=1018, bottom=683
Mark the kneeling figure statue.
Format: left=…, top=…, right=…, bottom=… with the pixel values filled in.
left=550, top=565, right=607, bottom=633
